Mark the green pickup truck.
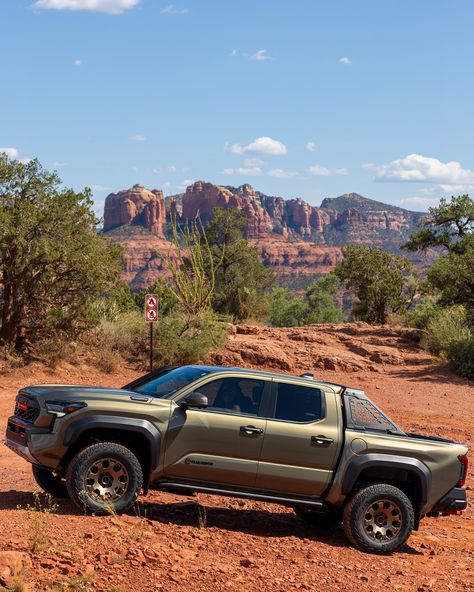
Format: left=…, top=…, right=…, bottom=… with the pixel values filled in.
left=5, top=365, right=468, bottom=554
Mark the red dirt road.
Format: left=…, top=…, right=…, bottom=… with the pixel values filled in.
left=0, top=324, right=473, bottom=591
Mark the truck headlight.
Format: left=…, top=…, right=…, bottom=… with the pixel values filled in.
left=45, top=401, right=87, bottom=418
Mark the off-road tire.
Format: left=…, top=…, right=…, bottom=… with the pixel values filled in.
left=343, top=483, right=414, bottom=554
left=66, top=442, right=143, bottom=515
left=295, top=507, right=342, bottom=529
left=32, top=465, right=69, bottom=499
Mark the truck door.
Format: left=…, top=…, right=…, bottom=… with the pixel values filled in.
left=163, top=376, right=270, bottom=488
left=255, top=381, right=341, bottom=496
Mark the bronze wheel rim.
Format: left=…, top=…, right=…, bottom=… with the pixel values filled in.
left=84, top=458, right=129, bottom=502
left=363, top=498, right=402, bottom=542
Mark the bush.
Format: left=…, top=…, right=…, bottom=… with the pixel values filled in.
left=154, top=309, right=227, bottom=366
left=446, top=336, right=474, bottom=379
left=91, top=308, right=227, bottom=369
left=406, top=296, right=441, bottom=330
left=269, top=288, right=308, bottom=327
left=422, top=306, right=471, bottom=356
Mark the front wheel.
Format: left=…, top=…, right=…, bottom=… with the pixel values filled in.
left=32, top=465, right=69, bottom=499
left=343, top=483, right=414, bottom=554
left=66, top=442, right=143, bottom=514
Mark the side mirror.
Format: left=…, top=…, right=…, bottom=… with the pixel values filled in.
left=180, top=392, right=208, bottom=409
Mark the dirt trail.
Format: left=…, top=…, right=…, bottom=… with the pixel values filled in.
left=0, top=323, right=473, bottom=591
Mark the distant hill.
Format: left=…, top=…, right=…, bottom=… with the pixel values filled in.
left=320, top=192, right=418, bottom=215
left=103, top=181, right=430, bottom=290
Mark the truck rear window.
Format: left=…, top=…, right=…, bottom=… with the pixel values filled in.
left=344, top=394, right=405, bottom=435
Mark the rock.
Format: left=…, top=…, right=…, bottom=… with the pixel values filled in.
left=0, top=551, right=31, bottom=588
left=103, top=182, right=428, bottom=290
left=104, top=184, right=166, bottom=235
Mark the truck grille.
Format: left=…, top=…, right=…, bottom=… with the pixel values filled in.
left=14, top=395, right=40, bottom=424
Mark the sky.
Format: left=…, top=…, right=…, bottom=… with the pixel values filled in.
left=1, top=0, right=474, bottom=216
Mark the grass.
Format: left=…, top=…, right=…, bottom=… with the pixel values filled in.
left=21, top=490, right=58, bottom=554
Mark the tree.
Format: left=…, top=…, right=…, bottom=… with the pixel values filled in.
left=334, top=246, right=415, bottom=324
left=0, top=154, right=122, bottom=350
left=306, top=274, right=344, bottom=323
left=204, top=208, right=275, bottom=321
left=269, top=288, right=309, bottom=327
left=403, top=194, right=474, bottom=254
left=403, top=194, right=474, bottom=323
left=269, top=274, right=344, bottom=327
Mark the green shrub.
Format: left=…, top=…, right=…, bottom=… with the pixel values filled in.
left=91, top=308, right=227, bottom=368
left=406, top=296, right=441, bottom=330
left=446, top=336, right=474, bottom=379
left=269, top=288, right=308, bottom=327
left=154, top=309, right=227, bottom=365
left=422, top=306, right=471, bottom=356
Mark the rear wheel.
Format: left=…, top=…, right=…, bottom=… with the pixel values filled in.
left=66, top=442, right=143, bottom=514
left=343, top=483, right=414, bottom=554
left=32, top=465, right=69, bottom=499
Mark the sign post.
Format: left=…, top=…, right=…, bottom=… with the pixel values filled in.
left=145, top=294, right=158, bottom=373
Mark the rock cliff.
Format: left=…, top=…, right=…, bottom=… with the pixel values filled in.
left=103, top=181, right=427, bottom=290
left=104, top=184, right=166, bottom=235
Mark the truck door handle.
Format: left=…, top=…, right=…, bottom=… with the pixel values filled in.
left=311, top=435, right=334, bottom=445
left=240, top=425, right=263, bottom=435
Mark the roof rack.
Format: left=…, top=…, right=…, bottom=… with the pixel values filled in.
left=299, top=373, right=314, bottom=379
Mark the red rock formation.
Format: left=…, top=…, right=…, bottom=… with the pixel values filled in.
left=182, top=181, right=273, bottom=239
left=103, top=182, right=428, bottom=290
left=104, top=184, right=166, bottom=235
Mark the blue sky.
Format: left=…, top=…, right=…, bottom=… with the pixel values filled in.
left=1, top=0, right=474, bottom=215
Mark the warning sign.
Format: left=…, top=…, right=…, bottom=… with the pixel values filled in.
left=145, top=293, right=158, bottom=322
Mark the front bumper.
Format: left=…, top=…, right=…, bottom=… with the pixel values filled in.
left=5, top=417, right=39, bottom=464
left=429, top=487, right=468, bottom=515
left=4, top=438, right=37, bottom=463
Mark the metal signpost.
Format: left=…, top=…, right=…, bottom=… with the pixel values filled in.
left=145, top=293, right=158, bottom=373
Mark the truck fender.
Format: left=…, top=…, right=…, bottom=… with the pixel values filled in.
left=341, top=453, right=431, bottom=508
left=63, top=415, right=162, bottom=473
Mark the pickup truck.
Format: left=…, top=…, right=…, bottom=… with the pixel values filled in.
left=4, top=364, right=468, bottom=554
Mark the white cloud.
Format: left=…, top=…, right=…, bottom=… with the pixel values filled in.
left=129, top=133, right=146, bottom=142
left=400, top=196, right=441, bottom=209
left=230, top=48, right=239, bottom=57
left=244, top=157, right=264, bottom=167
left=249, top=49, right=270, bottom=61
left=267, top=168, right=298, bottom=179
left=221, top=167, right=263, bottom=177
left=308, top=164, right=348, bottom=176
left=52, top=161, right=68, bottom=168
left=0, top=147, right=20, bottom=159
left=371, top=154, right=474, bottom=188
left=74, top=59, right=82, bottom=66
left=33, top=0, right=138, bottom=14
left=161, top=4, right=189, bottom=14
left=339, top=57, right=351, bottom=65
left=153, top=165, right=177, bottom=173
left=225, top=136, right=287, bottom=156
left=305, top=141, right=316, bottom=152
left=91, top=184, right=114, bottom=192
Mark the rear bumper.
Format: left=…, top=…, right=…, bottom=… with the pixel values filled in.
left=429, top=487, right=468, bottom=515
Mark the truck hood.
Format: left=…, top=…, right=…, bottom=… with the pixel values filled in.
left=20, top=385, right=144, bottom=400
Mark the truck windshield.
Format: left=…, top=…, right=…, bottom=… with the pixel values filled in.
left=132, top=366, right=211, bottom=398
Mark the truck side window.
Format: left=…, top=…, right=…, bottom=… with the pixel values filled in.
left=197, top=378, right=265, bottom=416
left=274, top=383, right=323, bottom=423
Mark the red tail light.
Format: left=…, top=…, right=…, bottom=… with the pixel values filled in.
left=457, top=455, right=468, bottom=487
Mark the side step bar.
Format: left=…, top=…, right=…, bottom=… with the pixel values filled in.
left=157, top=481, right=327, bottom=509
